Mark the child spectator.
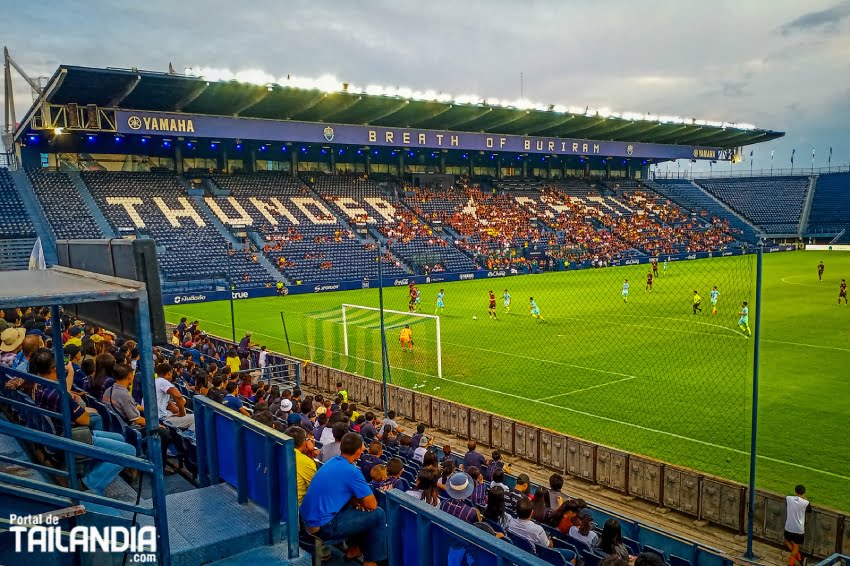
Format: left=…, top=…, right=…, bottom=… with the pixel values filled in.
left=369, top=464, right=391, bottom=491
left=385, top=458, right=409, bottom=492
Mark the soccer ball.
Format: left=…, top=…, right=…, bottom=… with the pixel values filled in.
left=472, top=315, right=478, bottom=320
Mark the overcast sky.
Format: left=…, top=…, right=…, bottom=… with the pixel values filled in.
left=2, top=0, right=849, bottom=172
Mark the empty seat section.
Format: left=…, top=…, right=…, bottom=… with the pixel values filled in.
left=81, top=171, right=269, bottom=287
left=211, top=172, right=407, bottom=283
left=27, top=171, right=104, bottom=239
left=694, top=176, right=809, bottom=234
left=0, top=168, right=36, bottom=238
left=807, top=173, right=850, bottom=235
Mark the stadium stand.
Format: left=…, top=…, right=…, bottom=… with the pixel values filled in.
left=0, top=168, right=36, bottom=239
left=649, top=179, right=760, bottom=243
left=81, top=171, right=271, bottom=289
left=310, top=174, right=479, bottom=274
left=208, top=172, right=409, bottom=283
left=694, top=176, right=810, bottom=234
left=806, top=173, right=850, bottom=235
left=27, top=171, right=105, bottom=240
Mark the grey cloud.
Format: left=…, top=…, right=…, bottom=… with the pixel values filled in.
left=779, top=0, right=850, bottom=34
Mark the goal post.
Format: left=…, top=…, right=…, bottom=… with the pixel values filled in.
left=341, top=304, right=442, bottom=378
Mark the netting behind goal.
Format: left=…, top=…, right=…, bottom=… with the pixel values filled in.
left=299, top=304, right=440, bottom=389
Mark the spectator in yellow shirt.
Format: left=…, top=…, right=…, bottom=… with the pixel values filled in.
left=286, top=426, right=316, bottom=505
left=225, top=348, right=241, bottom=374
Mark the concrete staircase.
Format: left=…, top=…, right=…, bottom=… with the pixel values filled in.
left=8, top=170, right=58, bottom=264
left=67, top=171, right=117, bottom=237
left=135, top=483, right=309, bottom=566
left=0, top=238, right=37, bottom=270
left=798, top=175, right=817, bottom=236
left=647, top=179, right=761, bottom=243
left=190, top=195, right=241, bottom=245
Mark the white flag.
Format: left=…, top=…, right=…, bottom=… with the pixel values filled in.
left=28, top=237, right=46, bottom=270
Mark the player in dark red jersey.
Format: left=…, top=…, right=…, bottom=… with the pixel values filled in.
left=645, top=270, right=654, bottom=292
left=840, top=279, right=847, bottom=305
left=488, top=290, right=497, bottom=320
left=652, top=259, right=659, bottom=277
left=408, top=283, right=416, bottom=312
left=817, top=261, right=825, bottom=282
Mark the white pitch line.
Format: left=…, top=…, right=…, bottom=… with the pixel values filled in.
left=536, top=376, right=637, bottom=401
left=557, top=314, right=746, bottom=340
left=780, top=276, right=825, bottom=288
left=165, top=310, right=850, bottom=481
left=761, top=339, right=850, bottom=353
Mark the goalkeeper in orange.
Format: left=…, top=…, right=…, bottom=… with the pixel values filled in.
left=399, top=324, right=414, bottom=352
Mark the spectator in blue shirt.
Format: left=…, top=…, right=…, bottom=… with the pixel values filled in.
left=223, top=382, right=251, bottom=416
left=463, top=439, right=486, bottom=471
left=301, top=433, right=387, bottom=566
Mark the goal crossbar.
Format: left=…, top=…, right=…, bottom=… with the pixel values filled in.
left=341, top=304, right=442, bottom=378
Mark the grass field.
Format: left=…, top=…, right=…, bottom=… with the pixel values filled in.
left=165, top=251, right=850, bottom=511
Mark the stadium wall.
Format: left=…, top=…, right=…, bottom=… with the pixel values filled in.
left=805, top=245, right=850, bottom=252
left=162, top=246, right=796, bottom=305
left=169, top=320, right=847, bottom=560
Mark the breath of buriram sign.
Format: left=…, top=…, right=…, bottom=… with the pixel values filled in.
left=116, top=110, right=736, bottom=162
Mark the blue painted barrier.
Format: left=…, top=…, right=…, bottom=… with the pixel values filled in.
left=385, top=489, right=550, bottom=566
left=193, top=395, right=299, bottom=559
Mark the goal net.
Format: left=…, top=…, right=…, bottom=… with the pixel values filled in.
left=299, top=304, right=442, bottom=387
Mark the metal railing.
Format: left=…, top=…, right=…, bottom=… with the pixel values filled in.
left=653, top=165, right=850, bottom=180
left=816, top=554, right=850, bottom=566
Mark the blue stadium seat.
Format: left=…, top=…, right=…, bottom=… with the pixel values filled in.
left=807, top=173, right=850, bottom=235
left=694, top=176, right=809, bottom=234
left=0, top=168, right=36, bottom=238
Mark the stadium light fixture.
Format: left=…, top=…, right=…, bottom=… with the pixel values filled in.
left=53, top=127, right=64, bottom=136
left=235, top=143, right=242, bottom=150
left=113, top=135, right=121, bottom=143
left=87, top=135, right=95, bottom=142
left=184, top=66, right=761, bottom=130
left=210, top=142, right=218, bottom=149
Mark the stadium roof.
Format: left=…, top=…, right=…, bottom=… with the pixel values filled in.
left=20, top=65, right=783, bottom=148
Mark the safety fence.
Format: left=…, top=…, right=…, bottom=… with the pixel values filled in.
left=178, top=323, right=849, bottom=559
left=161, top=246, right=796, bottom=306
left=302, top=362, right=849, bottom=559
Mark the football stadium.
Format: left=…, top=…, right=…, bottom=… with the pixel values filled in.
left=0, top=6, right=849, bottom=564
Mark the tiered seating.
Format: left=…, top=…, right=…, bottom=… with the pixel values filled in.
left=650, top=179, right=759, bottom=243
left=0, top=168, right=35, bottom=238
left=81, top=171, right=269, bottom=287
left=695, top=176, right=809, bottom=234
left=313, top=176, right=479, bottom=274
left=807, top=173, right=850, bottom=235
left=212, top=172, right=407, bottom=283
left=27, top=171, right=104, bottom=239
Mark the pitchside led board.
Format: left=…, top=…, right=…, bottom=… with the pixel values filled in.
left=56, top=239, right=167, bottom=345
left=116, top=110, right=736, bottom=162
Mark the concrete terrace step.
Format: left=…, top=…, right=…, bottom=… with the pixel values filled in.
left=205, top=543, right=311, bottom=566
left=67, top=171, right=116, bottom=237
left=9, top=170, right=58, bottom=264
left=137, top=483, right=273, bottom=566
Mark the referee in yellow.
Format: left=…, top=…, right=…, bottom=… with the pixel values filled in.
left=692, top=290, right=703, bottom=314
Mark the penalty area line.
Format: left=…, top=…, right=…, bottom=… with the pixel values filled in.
left=536, top=376, right=637, bottom=401
left=165, top=311, right=850, bottom=482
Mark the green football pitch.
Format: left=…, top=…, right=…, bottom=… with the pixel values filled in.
left=164, top=251, right=850, bottom=512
